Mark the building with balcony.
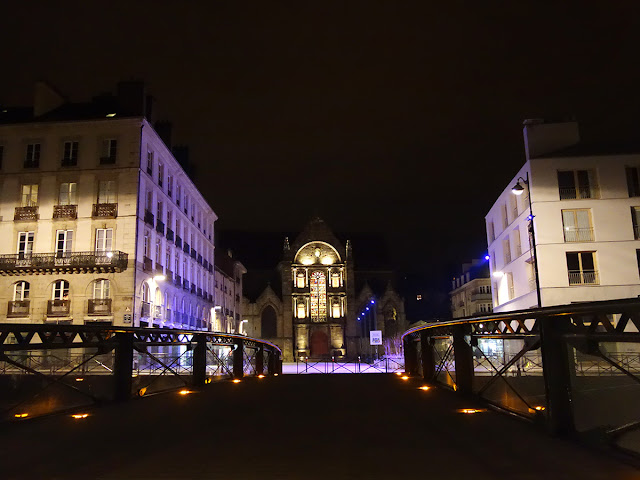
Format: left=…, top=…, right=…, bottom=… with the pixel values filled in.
left=0, top=81, right=217, bottom=329
left=486, top=119, right=640, bottom=312
left=213, top=250, right=246, bottom=333
left=450, top=259, right=492, bottom=319
left=239, top=218, right=407, bottom=361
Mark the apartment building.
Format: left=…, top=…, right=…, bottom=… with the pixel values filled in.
left=450, top=259, right=492, bottom=319
left=213, top=251, right=246, bottom=333
left=0, top=81, right=217, bottom=329
left=486, top=119, right=640, bottom=312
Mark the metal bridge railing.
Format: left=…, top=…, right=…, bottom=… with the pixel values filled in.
left=0, top=324, right=282, bottom=422
left=402, top=297, right=640, bottom=457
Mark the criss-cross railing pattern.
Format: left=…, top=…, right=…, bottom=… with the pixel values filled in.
left=0, top=324, right=281, bottom=421
left=402, top=298, right=640, bottom=458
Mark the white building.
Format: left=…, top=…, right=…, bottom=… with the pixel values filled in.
left=450, top=259, right=492, bottom=319
left=486, top=119, right=640, bottom=312
left=213, top=250, right=246, bottom=333
left=0, top=81, right=218, bottom=329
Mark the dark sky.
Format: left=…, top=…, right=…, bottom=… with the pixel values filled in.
left=1, top=1, right=639, bottom=283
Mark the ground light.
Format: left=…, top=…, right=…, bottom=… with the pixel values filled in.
left=274, top=373, right=279, bottom=376
left=418, top=386, right=430, bottom=391
left=71, top=413, right=89, bottom=419
left=401, top=376, right=409, bottom=381
left=232, top=379, right=241, bottom=384
left=257, top=374, right=265, bottom=379
left=395, top=372, right=403, bottom=376
left=458, top=408, right=486, bottom=414
left=75, top=377, right=84, bottom=382
left=178, top=389, right=192, bottom=395
left=14, top=413, right=28, bottom=418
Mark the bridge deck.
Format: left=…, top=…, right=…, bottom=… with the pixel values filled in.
left=1, top=374, right=637, bottom=479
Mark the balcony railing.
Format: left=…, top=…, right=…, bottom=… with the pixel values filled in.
left=174, top=275, right=182, bottom=288
left=197, top=254, right=202, bottom=265
left=191, top=285, right=196, bottom=294
left=0, top=251, right=128, bottom=274
left=559, top=185, right=599, bottom=200
left=564, top=227, right=594, bottom=242
left=183, top=242, right=190, bottom=254
left=155, top=263, right=164, bottom=275
left=92, top=203, right=118, bottom=218
left=156, top=220, right=165, bottom=235
left=14, top=206, right=39, bottom=221
left=166, top=269, right=173, bottom=281
left=568, top=270, right=599, bottom=286
left=197, top=288, right=203, bottom=297
left=143, top=256, right=152, bottom=272
left=47, top=300, right=70, bottom=317
left=175, top=235, right=182, bottom=248
left=88, top=298, right=112, bottom=315
left=166, top=228, right=174, bottom=241
left=7, top=300, right=30, bottom=317
left=470, top=293, right=492, bottom=302
left=53, top=204, right=77, bottom=219
left=144, top=210, right=154, bottom=226
left=190, top=249, right=197, bottom=260
left=154, top=305, right=163, bottom=319
left=183, top=280, right=190, bottom=291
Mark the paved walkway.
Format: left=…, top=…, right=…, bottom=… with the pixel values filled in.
left=1, top=374, right=638, bottom=479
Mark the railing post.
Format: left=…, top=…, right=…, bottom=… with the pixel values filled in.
left=452, top=324, right=474, bottom=395
left=404, top=335, right=418, bottom=375
left=256, top=344, right=264, bottom=375
left=113, top=332, right=134, bottom=401
left=233, top=337, right=244, bottom=379
left=269, top=350, right=277, bottom=375
left=539, top=316, right=575, bottom=435
left=192, top=333, right=207, bottom=387
left=420, top=331, right=435, bottom=381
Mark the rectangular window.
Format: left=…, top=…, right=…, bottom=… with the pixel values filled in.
left=97, top=180, right=116, bottom=203
left=506, top=272, right=514, bottom=300
left=93, top=279, right=110, bottom=300
left=158, top=162, right=164, bottom=187
left=146, top=150, right=153, bottom=175
left=558, top=170, right=598, bottom=200
left=58, top=182, right=77, bottom=205
left=566, top=251, right=598, bottom=285
left=490, top=252, right=496, bottom=271
left=56, top=230, right=73, bottom=255
left=95, top=228, right=113, bottom=253
left=17, top=232, right=34, bottom=257
left=24, top=143, right=41, bottom=168
left=509, top=193, right=518, bottom=220
left=167, top=174, right=173, bottom=197
left=502, top=203, right=509, bottom=229
left=157, top=201, right=163, bottom=221
left=144, top=232, right=150, bottom=258
left=176, top=184, right=181, bottom=206
left=632, top=207, right=640, bottom=240
left=167, top=210, right=173, bottom=230
left=637, top=250, right=640, bottom=279
left=101, top=139, right=117, bottom=164
left=562, top=209, right=593, bottom=242
left=512, top=228, right=522, bottom=257
left=503, top=237, right=511, bottom=265
left=62, top=141, right=78, bottom=166
left=626, top=167, right=640, bottom=197
left=21, top=184, right=38, bottom=206
left=155, top=239, right=161, bottom=264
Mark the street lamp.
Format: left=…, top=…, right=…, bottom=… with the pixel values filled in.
left=511, top=172, right=541, bottom=308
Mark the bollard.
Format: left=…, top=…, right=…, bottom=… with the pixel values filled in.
left=113, top=332, right=134, bottom=401
left=452, top=324, right=474, bottom=395
left=192, top=333, right=207, bottom=387
left=233, top=337, right=244, bottom=379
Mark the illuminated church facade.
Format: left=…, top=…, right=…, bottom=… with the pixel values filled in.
left=241, top=218, right=407, bottom=361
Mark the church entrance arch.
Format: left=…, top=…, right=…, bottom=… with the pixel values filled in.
left=310, top=330, right=329, bottom=357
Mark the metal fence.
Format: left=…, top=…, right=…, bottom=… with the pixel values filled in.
left=402, top=298, right=640, bottom=457
left=288, top=356, right=404, bottom=374
left=0, top=323, right=282, bottom=422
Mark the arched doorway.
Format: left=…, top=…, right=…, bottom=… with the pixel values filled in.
left=310, top=330, right=329, bottom=357
left=261, top=305, right=277, bottom=338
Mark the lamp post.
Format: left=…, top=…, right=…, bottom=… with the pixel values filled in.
left=511, top=172, right=541, bottom=308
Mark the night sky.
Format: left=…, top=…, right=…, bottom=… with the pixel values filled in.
left=2, top=1, right=639, bottom=287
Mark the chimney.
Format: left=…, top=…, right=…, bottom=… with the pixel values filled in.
left=116, top=81, right=146, bottom=117
left=155, top=121, right=172, bottom=149
left=34, top=81, right=65, bottom=117
left=523, top=118, right=580, bottom=159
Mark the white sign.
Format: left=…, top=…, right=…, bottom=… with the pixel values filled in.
left=370, top=330, right=383, bottom=345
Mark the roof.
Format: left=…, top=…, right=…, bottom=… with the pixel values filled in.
left=536, top=141, right=640, bottom=159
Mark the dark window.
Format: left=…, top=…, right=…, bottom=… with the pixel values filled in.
left=626, top=167, right=640, bottom=197
left=558, top=170, right=596, bottom=199
left=62, top=141, right=78, bottom=166
left=261, top=305, right=277, bottom=338
left=566, top=251, right=597, bottom=285
left=24, top=143, right=40, bottom=168
left=637, top=250, right=640, bottom=278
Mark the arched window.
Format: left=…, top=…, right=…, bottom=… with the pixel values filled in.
left=310, top=271, right=326, bottom=321
left=93, top=279, right=110, bottom=299
left=13, top=281, right=30, bottom=301
left=155, top=287, right=163, bottom=306
left=142, top=282, right=150, bottom=303
left=52, top=280, right=69, bottom=300
left=261, top=305, right=277, bottom=338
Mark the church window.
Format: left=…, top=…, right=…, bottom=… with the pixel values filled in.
left=297, top=302, right=306, bottom=319
left=331, top=272, right=340, bottom=288
left=331, top=299, right=341, bottom=318
left=296, top=271, right=305, bottom=288
left=310, top=271, right=326, bottom=321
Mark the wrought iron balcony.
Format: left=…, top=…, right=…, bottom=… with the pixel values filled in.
left=47, top=300, right=70, bottom=317
left=166, top=269, right=173, bottom=282
left=88, top=298, right=112, bottom=315
left=0, top=251, right=128, bottom=275
left=568, top=270, right=599, bottom=286
left=183, top=280, right=190, bottom=291
left=197, top=254, right=202, bottom=265
left=166, top=228, right=174, bottom=241
left=183, top=242, right=190, bottom=254
left=155, top=263, right=164, bottom=275
left=175, top=235, right=182, bottom=248
left=190, top=248, right=197, bottom=259
left=191, top=285, right=196, bottom=295
left=143, top=256, right=152, bottom=272
left=174, top=275, right=182, bottom=288
left=92, top=203, right=118, bottom=218
left=53, top=204, right=78, bottom=219
left=14, top=206, right=39, bottom=221
left=156, top=220, right=165, bottom=235
left=141, top=301, right=151, bottom=318
left=197, top=288, right=203, bottom=297
left=7, top=300, right=30, bottom=317
left=144, top=210, right=154, bottom=226
left=559, top=185, right=600, bottom=200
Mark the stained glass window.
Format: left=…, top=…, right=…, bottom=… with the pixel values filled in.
left=310, top=271, right=326, bottom=321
